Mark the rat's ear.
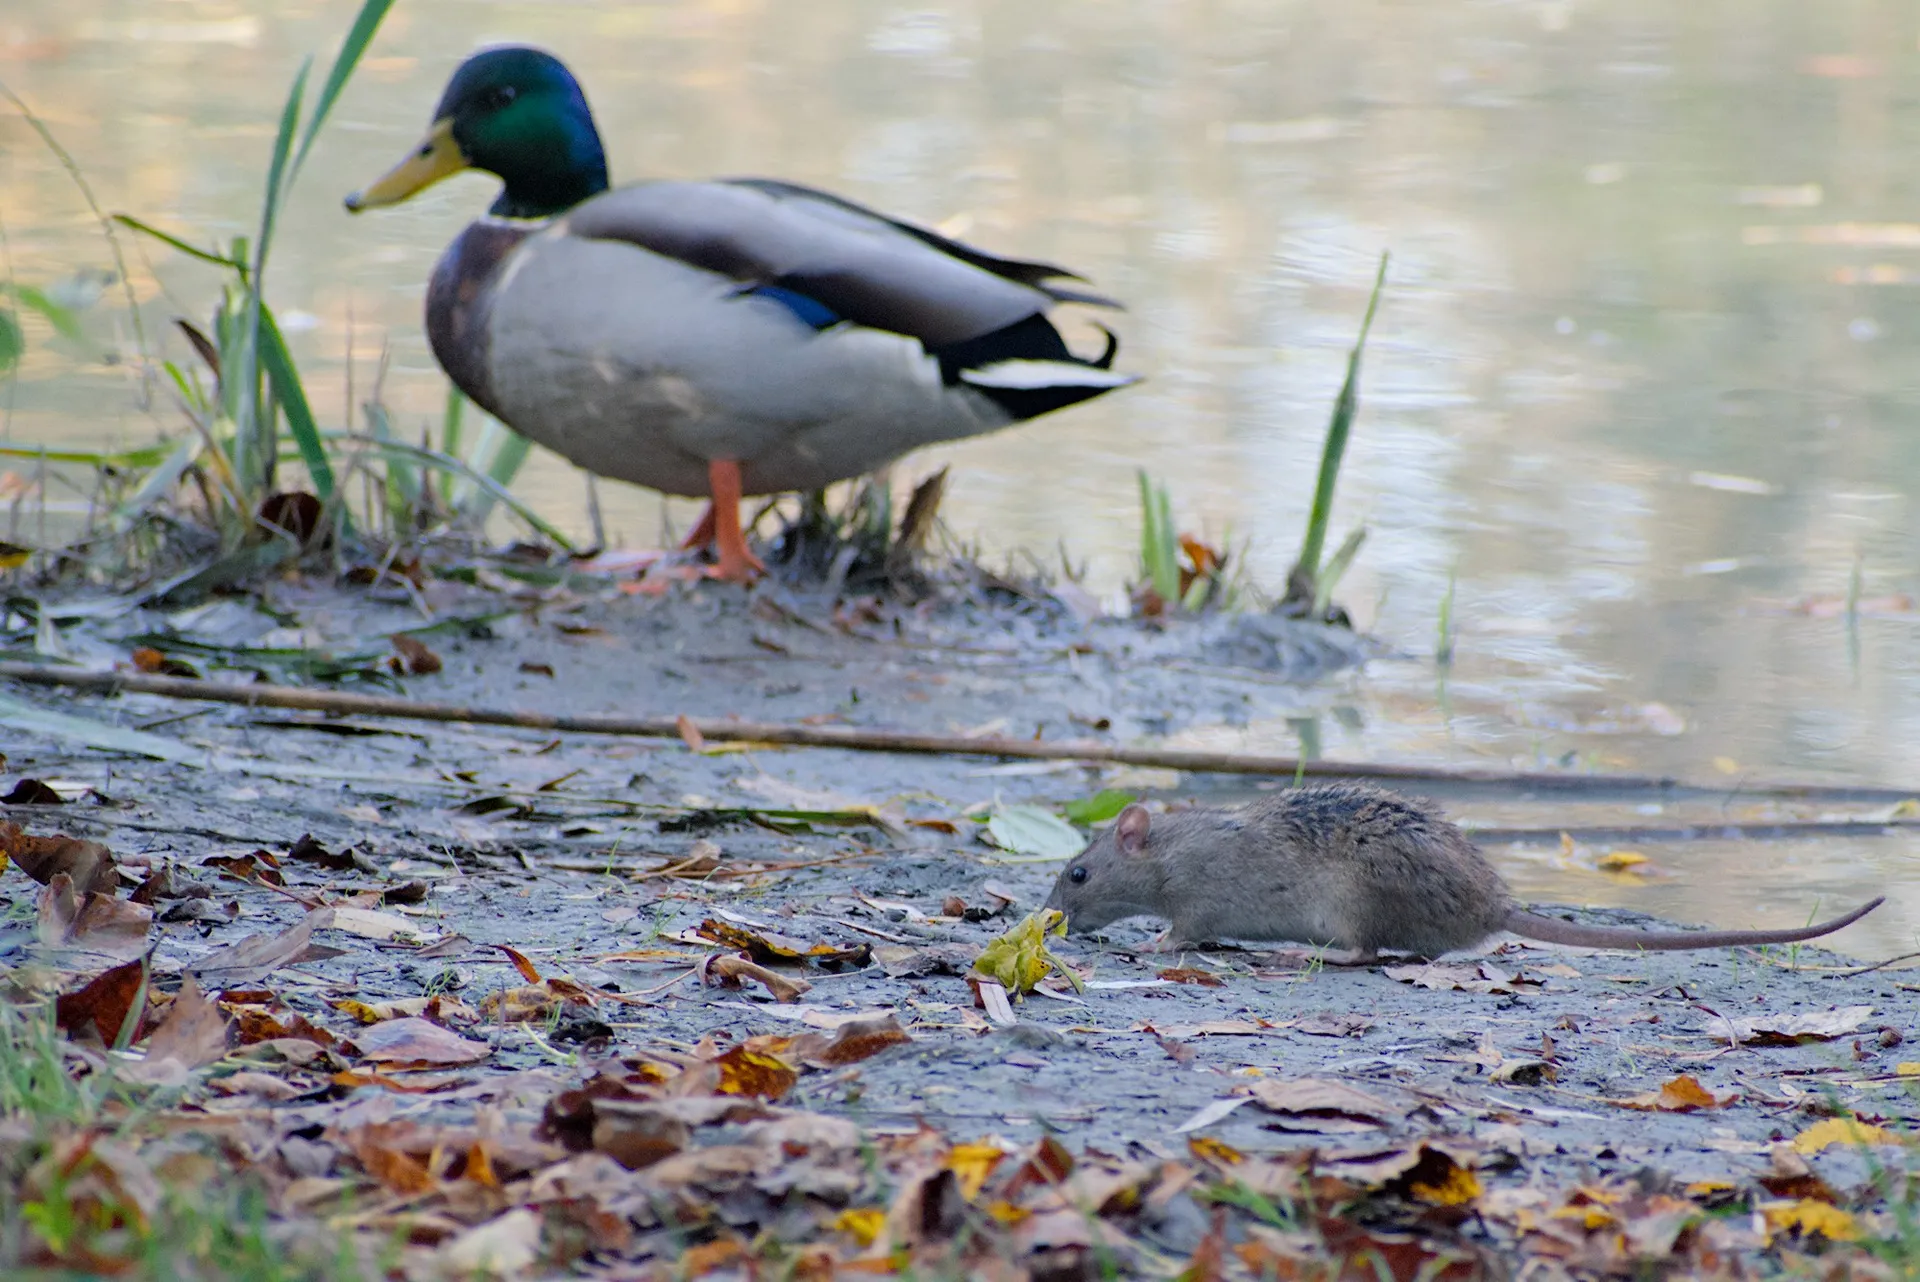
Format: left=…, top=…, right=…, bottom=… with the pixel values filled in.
left=1114, top=804, right=1151, bottom=857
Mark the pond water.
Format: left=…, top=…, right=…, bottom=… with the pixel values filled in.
left=4, top=2, right=1920, bottom=948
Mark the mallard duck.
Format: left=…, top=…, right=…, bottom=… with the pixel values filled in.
left=346, top=46, right=1135, bottom=581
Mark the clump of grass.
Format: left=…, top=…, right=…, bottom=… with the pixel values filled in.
left=1, top=0, right=569, bottom=595
left=1130, top=470, right=1231, bottom=617
left=1280, top=251, right=1388, bottom=624
left=766, top=468, right=951, bottom=596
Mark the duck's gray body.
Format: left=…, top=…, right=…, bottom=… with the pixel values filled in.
left=428, top=177, right=1133, bottom=498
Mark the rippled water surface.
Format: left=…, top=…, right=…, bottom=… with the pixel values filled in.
left=5, top=2, right=1920, bottom=944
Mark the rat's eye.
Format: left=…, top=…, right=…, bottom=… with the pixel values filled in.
left=1069, top=866, right=1089, bottom=884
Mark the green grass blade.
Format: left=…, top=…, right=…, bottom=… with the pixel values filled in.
left=257, top=304, right=334, bottom=499
left=110, top=215, right=249, bottom=279
left=0, top=307, right=19, bottom=374
left=438, top=385, right=466, bottom=504
left=6, top=284, right=83, bottom=341
left=323, top=430, right=578, bottom=552
left=291, top=0, right=395, bottom=182
left=0, top=441, right=179, bottom=468
left=1311, top=526, right=1367, bottom=618
left=482, top=428, right=533, bottom=489
left=1295, top=251, right=1388, bottom=587
left=253, top=56, right=310, bottom=283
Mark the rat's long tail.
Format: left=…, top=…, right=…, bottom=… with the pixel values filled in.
left=1504, top=896, right=1884, bottom=951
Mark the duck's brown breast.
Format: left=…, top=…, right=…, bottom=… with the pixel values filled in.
left=425, top=220, right=535, bottom=419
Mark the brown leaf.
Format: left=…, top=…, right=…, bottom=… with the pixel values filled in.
left=1295, top=1012, right=1374, bottom=1038
left=141, top=975, right=229, bottom=1070
left=703, top=953, right=811, bottom=1002
left=495, top=943, right=543, bottom=983
left=54, top=959, right=149, bottom=1044
left=1616, top=1074, right=1738, bottom=1112
left=1382, top=960, right=1542, bottom=995
left=1245, top=1078, right=1407, bottom=1132
left=1158, top=966, right=1225, bottom=987
left=285, top=834, right=355, bottom=871
left=38, top=876, right=154, bottom=961
left=789, top=1014, right=912, bottom=1068
left=191, top=912, right=344, bottom=985
left=675, top=713, right=706, bottom=752
left=695, top=918, right=870, bottom=969
left=201, top=850, right=285, bottom=888
left=355, top=1016, right=490, bottom=1068
left=388, top=633, right=442, bottom=676
left=712, top=1041, right=799, bottom=1100
left=2, top=820, right=118, bottom=894
left=3, top=777, right=65, bottom=805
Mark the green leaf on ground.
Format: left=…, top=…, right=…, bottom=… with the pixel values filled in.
left=984, top=804, right=1084, bottom=858
left=1062, top=790, right=1137, bottom=826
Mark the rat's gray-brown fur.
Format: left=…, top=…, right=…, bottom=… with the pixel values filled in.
left=1043, top=782, right=1883, bottom=958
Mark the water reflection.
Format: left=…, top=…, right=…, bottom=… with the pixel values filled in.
left=5, top=5, right=1920, bottom=814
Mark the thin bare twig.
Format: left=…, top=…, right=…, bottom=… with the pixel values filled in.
left=2, top=659, right=1918, bottom=802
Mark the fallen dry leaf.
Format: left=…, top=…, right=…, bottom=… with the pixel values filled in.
left=1616, top=1074, right=1737, bottom=1112
left=318, top=906, right=418, bottom=942
left=1711, top=1005, right=1874, bottom=1046
left=139, top=974, right=230, bottom=1072
left=1244, top=1078, right=1407, bottom=1133
left=788, top=1014, right=911, bottom=1067
left=38, top=874, right=154, bottom=961
left=703, top=953, right=811, bottom=1002
left=432, top=1207, right=539, bottom=1277
left=388, top=633, right=443, bottom=676
left=712, top=1041, right=800, bottom=1100
left=1791, top=1117, right=1902, bottom=1154
left=191, top=912, right=344, bottom=985
left=355, top=1016, right=490, bottom=1069
left=695, top=918, right=870, bottom=969
left=0, top=821, right=118, bottom=894
left=1763, top=1198, right=1857, bottom=1243
left=54, top=958, right=149, bottom=1045
left=1158, top=966, right=1224, bottom=987
left=1383, top=961, right=1542, bottom=995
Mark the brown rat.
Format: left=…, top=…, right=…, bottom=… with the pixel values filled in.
left=1043, top=782, right=1884, bottom=959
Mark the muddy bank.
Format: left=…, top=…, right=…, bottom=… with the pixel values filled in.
left=2, top=577, right=1915, bottom=1275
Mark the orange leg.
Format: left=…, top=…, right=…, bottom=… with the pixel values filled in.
left=680, top=504, right=717, bottom=551
left=702, top=459, right=764, bottom=583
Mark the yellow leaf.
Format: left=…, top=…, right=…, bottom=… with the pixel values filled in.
left=972, top=909, right=1081, bottom=997
left=329, top=998, right=386, bottom=1024
left=1891, top=799, right=1920, bottom=819
left=945, top=1144, right=1005, bottom=1201
left=1686, top=1179, right=1736, bottom=1199
left=1187, top=1135, right=1244, bottom=1166
left=1713, top=756, right=1741, bottom=775
left=1551, top=1203, right=1616, bottom=1231
left=1898, top=1062, right=1920, bottom=1077
left=984, top=1200, right=1029, bottom=1225
left=1595, top=850, right=1647, bottom=871
left=714, top=1045, right=798, bottom=1100
left=1764, top=1198, right=1857, bottom=1243
left=833, top=1207, right=885, bottom=1247
left=1791, top=1117, right=1900, bottom=1154
left=1409, top=1161, right=1480, bottom=1207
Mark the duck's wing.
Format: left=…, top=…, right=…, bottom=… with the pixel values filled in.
left=560, top=179, right=1118, bottom=349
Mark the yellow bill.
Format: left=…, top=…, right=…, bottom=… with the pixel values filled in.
left=344, top=117, right=467, bottom=212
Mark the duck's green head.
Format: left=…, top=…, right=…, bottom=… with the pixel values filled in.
left=346, top=47, right=609, bottom=220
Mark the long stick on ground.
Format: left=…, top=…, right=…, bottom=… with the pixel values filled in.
left=0, top=660, right=1909, bottom=801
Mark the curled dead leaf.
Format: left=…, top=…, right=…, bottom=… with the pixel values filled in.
left=1616, top=1074, right=1737, bottom=1112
